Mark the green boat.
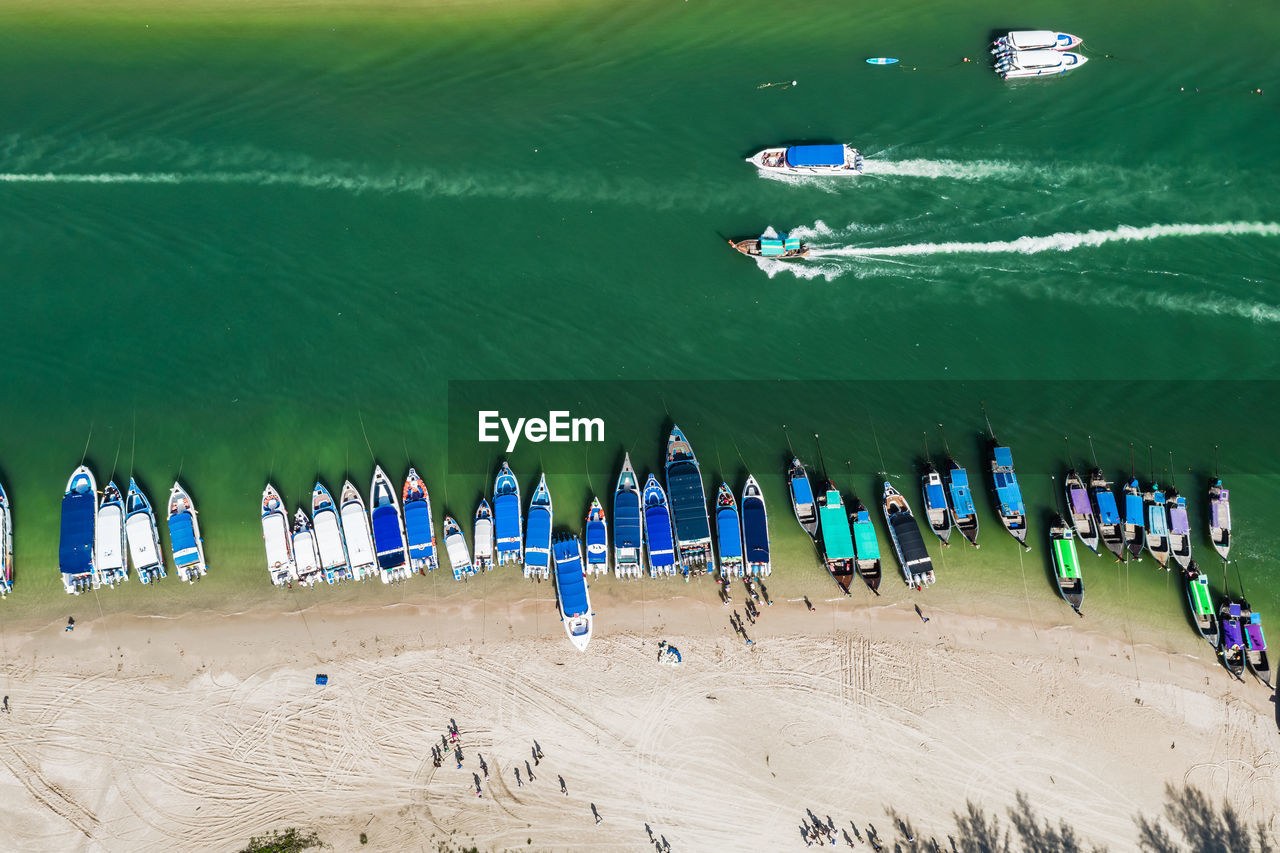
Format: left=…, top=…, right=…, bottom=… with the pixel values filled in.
left=1050, top=516, right=1083, bottom=614
left=817, top=483, right=857, bottom=594
left=1184, top=561, right=1219, bottom=649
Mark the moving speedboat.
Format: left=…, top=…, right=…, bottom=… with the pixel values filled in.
left=996, top=49, right=1088, bottom=80
left=747, top=143, right=864, bottom=175
left=991, top=30, right=1083, bottom=54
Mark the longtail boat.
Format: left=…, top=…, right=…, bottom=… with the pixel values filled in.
left=1123, top=474, right=1145, bottom=561
left=1209, top=479, right=1231, bottom=561
left=983, top=411, right=1029, bottom=550
left=921, top=442, right=952, bottom=547
left=1241, top=604, right=1271, bottom=687
left=1166, top=487, right=1192, bottom=571
left=1184, top=562, right=1218, bottom=649
left=524, top=474, right=553, bottom=581
left=643, top=475, right=677, bottom=577
left=1219, top=601, right=1247, bottom=678
left=665, top=425, right=714, bottom=577
left=715, top=484, right=745, bottom=580
left=1144, top=480, right=1171, bottom=570
left=0, top=479, right=10, bottom=596
left=585, top=498, right=609, bottom=577
left=613, top=455, right=644, bottom=579
left=729, top=232, right=808, bottom=259
left=740, top=475, right=772, bottom=577
left=851, top=497, right=882, bottom=593
left=817, top=481, right=857, bottom=594
left=883, top=481, right=935, bottom=589
left=1063, top=469, right=1100, bottom=554
left=942, top=451, right=980, bottom=548
left=788, top=457, right=819, bottom=538
left=1089, top=469, right=1125, bottom=561
left=493, top=462, right=523, bottom=567
left=1049, top=515, right=1084, bottom=615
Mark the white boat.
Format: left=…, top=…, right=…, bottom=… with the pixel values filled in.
left=996, top=49, right=1088, bottom=79
left=747, top=143, right=864, bottom=175
left=126, top=478, right=165, bottom=584
left=261, top=483, right=297, bottom=586
left=552, top=536, right=593, bottom=652
left=60, top=466, right=99, bottom=594
left=339, top=479, right=376, bottom=581
left=95, top=481, right=129, bottom=586
left=991, top=30, right=1083, bottom=54
left=0, top=479, right=10, bottom=597
left=311, top=481, right=352, bottom=584
left=473, top=499, right=494, bottom=572
left=167, top=480, right=208, bottom=582
left=292, top=509, right=323, bottom=586
left=883, top=481, right=936, bottom=589
left=369, top=465, right=410, bottom=583
left=443, top=515, right=474, bottom=580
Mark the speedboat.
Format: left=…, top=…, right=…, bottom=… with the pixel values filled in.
left=402, top=468, right=438, bottom=575
left=261, top=483, right=297, bottom=586
left=339, top=480, right=376, bottom=581
left=473, top=499, right=494, bottom=572
left=369, top=465, right=410, bottom=583
left=991, top=30, right=1084, bottom=54
left=729, top=232, right=807, bottom=259
left=883, top=481, right=935, bottom=589
left=311, top=481, right=352, bottom=584
left=643, top=474, right=677, bottom=577
left=167, top=481, right=208, bottom=583
left=0, top=479, right=10, bottom=596
left=95, top=481, right=129, bottom=586
left=996, top=49, right=1088, bottom=80
left=746, top=143, right=864, bottom=175
left=741, top=475, right=772, bottom=577
left=524, top=474, right=553, bottom=580
left=292, top=509, right=323, bottom=586
left=443, top=515, right=474, bottom=580
left=126, top=478, right=165, bottom=584
left=585, top=497, right=609, bottom=577
left=493, top=462, right=523, bottom=567
left=613, top=455, right=644, bottom=579
left=60, top=466, right=98, bottom=594
left=553, top=536, right=593, bottom=652
left=715, top=483, right=745, bottom=581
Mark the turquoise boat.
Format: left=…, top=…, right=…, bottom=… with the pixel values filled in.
left=850, top=497, right=882, bottom=593
left=817, top=481, right=856, bottom=594
left=1144, top=481, right=1170, bottom=570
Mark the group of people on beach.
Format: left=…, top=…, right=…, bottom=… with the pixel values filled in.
left=802, top=810, right=953, bottom=851
left=726, top=576, right=771, bottom=643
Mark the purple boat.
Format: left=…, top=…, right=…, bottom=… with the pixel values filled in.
left=1209, top=480, right=1231, bottom=561
left=1219, top=602, right=1246, bottom=678
left=1064, top=470, right=1100, bottom=553
left=1166, top=489, right=1192, bottom=571
left=1243, top=608, right=1271, bottom=687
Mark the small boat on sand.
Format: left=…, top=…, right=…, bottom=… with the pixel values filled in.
left=0, top=480, right=11, bottom=596
left=585, top=498, right=609, bottom=578
left=292, top=509, right=323, bottom=587
left=312, top=481, right=352, bottom=584
left=1166, top=487, right=1192, bottom=571
left=1241, top=604, right=1271, bottom=687
left=729, top=232, right=808, bottom=259
left=403, top=468, right=439, bottom=575
left=740, top=475, right=772, bottom=577
left=613, top=455, right=644, bottom=579
left=1219, top=601, right=1247, bottom=678
left=261, top=483, right=297, bottom=587
left=473, top=500, right=494, bottom=572
left=1063, top=469, right=1100, bottom=554
left=921, top=458, right=952, bottom=547
left=643, top=474, right=677, bottom=578
left=995, top=49, right=1088, bottom=80
left=666, top=425, right=714, bottom=577
left=1209, top=479, right=1231, bottom=561
left=95, top=481, right=128, bottom=586
left=167, top=481, right=208, bottom=583
left=552, top=536, right=593, bottom=652
left=788, top=457, right=819, bottom=538
left=493, top=462, right=523, bottom=567
left=715, top=484, right=745, bottom=581
left=991, top=30, right=1084, bottom=53
left=883, top=481, right=935, bottom=589
left=524, top=474, right=553, bottom=580
left=1144, top=481, right=1171, bottom=570
left=747, top=143, right=864, bottom=175
left=126, top=478, right=165, bottom=584
left=942, top=453, right=980, bottom=548
left=443, top=515, right=474, bottom=580
left=1089, top=468, right=1125, bottom=561
left=817, top=481, right=857, bottom=594
left=1184, top=562, right=1218, bottom=649
left=339, top=480, right=377, bottom=581
left=60, top=466, right=98, bottom=594
left=1049, top=515, right=1084, bottom=615
left=370, top=466, right=410, bottom=583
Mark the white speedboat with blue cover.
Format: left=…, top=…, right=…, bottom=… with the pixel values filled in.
left=666, top=426, right=714, bottom=577
left=126, top=478, right=165, bottom=584
left=402, top=468, right=438, bottom=574
left=991, top=30, right=1083, bottom=54
left=443, top=515, right=474, bottom=580
left=167, top=480, right=208, bottom=582
left=585, top=498, right=609, bottom=578
left=643, top=474, right=677, bottom=578
left=292, top=508, right=323, bottom=586
left=61, top=466, right=98, bottom=594
left=0, top=479, right=10, bottom=596
left=996, top=49, right=1087, bottom=80
left=493, top=462, right=523, bottom=567
left=95, top=481, right=129, bottom=586
left=473, top=499, right=494, bottom=572
left=747, top=143, right=864, bottom=175
left=715, top=483, right=745, bottom=580
left=883, top=481, right=935, bottom=589
left=613, top=454, right=644, bottom=579
left=370, top=465, right=410, bottom=583
left=339, top=480, right=376, bottom=581
left=741, top=475, right=771, bottom=577
left=552, top=536, right=593, bottom=652
left=262, top=483, right=297, bottom=586
left=311, top=481, right=352, bottom=584
left=524, top=474, right=553, bottom=580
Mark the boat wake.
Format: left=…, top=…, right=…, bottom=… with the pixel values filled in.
left=858, top=158, right=1022, bottom=180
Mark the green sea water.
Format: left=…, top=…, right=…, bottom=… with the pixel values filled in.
left=0, top=0, right=1278, bottom=639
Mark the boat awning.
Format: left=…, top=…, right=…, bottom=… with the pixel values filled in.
left=1124, top=493, right=1144, bottom=525
left=169, top=513, right=200, bottom=566
left=792, top=476, right=814, bottom=506
left=553, top=540, right=590, bottom=615
left=786, top=144, right=845, bottom=167
left=1223, top=618, right=1243, bottom=648
left=667, top=462, right=710, bottom=542
left=645, top=506, right=675, bottom=566
left=95, top=505, right=124, bottom=571
left=1053, top=537, right=1080, bottom=578
left=819, top=495, right=854, bottom=560
left=586, top=520, right=608, bottom=561
left=890, top=514, right=930, bottom=565
left=371, top=506, right=404, bottom=567
left=314, top=511, right=347, bottom=568
left=525, top=508, right=552, bottom=567
left=403, top=500, right=435, bottom=559
left=60, top=491, right=95, bottom=574
left=1009, top=30, right=1057, bottom=50
left=853, top=513, right=880, bottom=560
left=474, top=518, right=493, bottom=555
left=614, top=491, right=641, bottom=548
left=341, top=508, right=374, bottom=564
left=994, top=473, right=1024, bottom=514
left=993, top=447, right=1014, bottom=468
left=784, top=237, right=802, bottom=253
left=760, top=238, right=785, bottom=257
left=1244, top=618, right=1266, bottom=651
left=494, top=493, right=521, bottom=552
left=716, top=507, right=743, bottom=559
left=948, top=471, right=977, bottom=517
left=1013, top=49, right=1065, bottom=69
left=1211, top=495, right=1230, bottom=529
left=446, top=534, right=470, bottom=568
left=925, top=481, right=947, bottom=509
left=1096, top=491, right=1121, bottom=524
left=1169, top=506, right=1190, bottom=534
left=742, top=498, right=770, bottom=563
left=1069, top=488, right=1092, bottom=518
left=263, top=514, right=292, bottom=566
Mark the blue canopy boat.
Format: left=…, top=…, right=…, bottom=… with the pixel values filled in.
left=788, top=458, right=818, bottom=538
left=312, top=481, right=352, bottom=584
left=921, top=462, right=952, bottom=547
left=730, top=232, right=808, bottom=259
left=126, top=478, right=165, bottom=584
left=1144, top=482, right=1171, bottom=570
left=643, top=475, right=676, bottom=577
left=585, top=497, right=609, bottom=577
left=1089, top=469, right=1125, bottom=561
left=944, top=459, right=980, bottom=548
left=851, top=497, right=882, bottom=593
left=167, top=480, right=207, bottom=583
left=883, top=481, right=935, bottom=589
left=60, top=465, right=98, bottom=595
left=95, top=481, right=128, bottom=587
left=747, top=143, right=864, bottom=175
left=0, top=479, right=11, bottom=596
left=715, top=483, right=745, bottom=580
left=613, top=454, right=644, bottom=579
left=740, top=475, right=771, bottom=578
left=493, top=462, right=523, bottom=567
left=524, top=474, right=553, bottom=580
left=369, top=465, right=409, bottom=583
left=665, top=425, right=714, bottom=577
left=990, top=446, right=1029, bottom=550
left=552, top=536, right=593, bottom=652
left=1123, top=477, right=1145, bottom=561
left=402, top=468, right=438, bottom=575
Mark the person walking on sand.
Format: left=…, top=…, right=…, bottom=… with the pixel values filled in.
left=478, top=754, right=488, bottom=778
left=532, top=745, right=539, bottom=766
left=525, top=760, right=535, bottom=781
left=534, top=740, right=543, bottom=759
left=514, top=767, right=523, bottom=787
left=473, top=773, right=483, bottom=797
left=591, top=803, right=602, bottom=824
left=455, top=747, right=463, bottom=770
left=559, top=775, right=568, bottom=795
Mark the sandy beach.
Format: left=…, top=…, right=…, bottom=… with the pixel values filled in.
left=0, top=568, right=1275, bottom=853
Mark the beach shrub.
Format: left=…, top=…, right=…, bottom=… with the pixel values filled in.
left=238, top=827, right=323, bottom=853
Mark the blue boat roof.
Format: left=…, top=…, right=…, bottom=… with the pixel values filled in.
left=925, top=481, right=947, bottom=508
left=494, top=492, right=521, bottom=552
left=553, top=540, right=589, bottom=616
left=716, top=507, right=742, bottom=559
left=742, top=498, right=769, bottom=563
left=404, top=500, right=434, bottom=559
left=585, top=518, right=607, bottom=562
left=852, top=515, right=880, bottom=560
left=371, top=506, right=404, bottom=568
left=169, top=513, right=200, bottom=565
left=994, top=472, right=1024, bottom=514
left=1096, top=491, right=1121, bottom=524
left=1124, top=492, right=1144, bottom=525
left=645, top=506, right=675, bottom=566
left=791, top=475, right=814, bottom=505
left=993, top=446, right=1014, bottom=468
left=614, top=490, right=641, bottom=548
left=667, top=461, right=710, bottom=542
left=788, top=144, right=845, bottom=167
left=760, top=238, right=785, bottom=257
left=525, top=508, right=552, bottom=567
left=59, top=491, right=95, bottom=574
left=948, top=471, right=977, bottom=517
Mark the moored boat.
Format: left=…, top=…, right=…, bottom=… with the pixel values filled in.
left=729, top=232, right=808, bottom=259
left=1184, top=562, right=1219, bottom=649
left=473, top=500, right=494, bottom=572
left=493, top=462, right=523, bottom=567
left=0, top=479, right=11, bottom=596
left=552, top=536, right=593, bottom=652
left=943, top=456, right=980, bottom=548
left=746, top=143, right=864, bottom=175
left=991, top=30, right=1084, bottom=53
left=402, top=468, right=439, bottom=575
left=261, top=483, right=297, bottom=586
left=95, top=481, right=128, bottom=587
left=1219, top=601, right=1246, bottom=678
left=613, top=455, right=644, bottom=579
left=443, top=515, right=474, bottom=580
left=1123, top=475, right=1145, bottom=561
left=1089, top=468, right=1125, bottom=561
left=585, top=498, right=609, bottom=578
left=715, top=484, right=745, bottom=581
left=1144, top=481, right=1171, bottom=570
left=1049, top=516, right=1084, bottom=615
left=524, top=474, right=553, bottom=580
left=292, top=509, right=323, bottom=587
left=311, top=481, right=352, bottom=584
left=339, top=480, right=376, bottom=581
left=788, top=457, right=819, bottom=538
left=851, top=497, right=882, bottom=593
left=60, top=466, right=98, bottom=594
left=370, top=465, right=410, bottom=583
left=883, top=481, right=935, bottom=589
left=995, top=49, right=1088, bottom=80
left=167, top=481, right=208, bottom=582
left=921, top=460, right=952, bottom=547
left=818, top=482, right=857, bottom=594
left=990, top=448, right=1030, bottom=549
left=1166, top=486, right=1192, bottom=571
left=740, top=475, right=772, bottom=577
left=665, top=426, right=714, bottom=577
left=1241, top=604, right=1271, bottom=687
left=643, top=474, right=677, bottom=577
left=1063, top=469, right=1100, bottom=554
left=126, top=478, right=165, bottom=584
left=1208, top=479, right=1231, bottom=561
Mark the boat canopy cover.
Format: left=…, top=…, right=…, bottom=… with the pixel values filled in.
left=645, top=506, right=675, bottom=566
left=371, top=507, right=405, bottom=567
left=263, top=514, right=292, bottom=566
left=341, top=506, right=375, bottom=564
left=1212, top=494, right=1230, bottom=529
left=403, top=500, right=435, bottom=559
left=791, top=474, right=814, bottom=507
left=948, top=471, right=977, bottom=517
left=784, top=237, right=802, bottom=253
left=853, top=512, right=880, bottom=560
left=553, top=540, right=590, bottom=615
left=473, top=518, right=493, bottom=555
left=169, top=513, right=200, bottom=565
left=925, top=481, right=947, bottom=509
left=60, top=491, right=95, bottom=574
left=1244, top=618, right=1266, bottom=651
left=1148, top=502, right=1168, bottom=535
left=1095, top=491, right=1121, bottom=524
left=716, top=507, right=743, bottom=559
left=1012, top=49, right=1065, bottom=69
left=127, top=514, right=160, bottom=566
left=446, top=533, right=470, bottom=568
left=819, top=494, right=854, bottom=560
left=1009, top=30, right=1057, bottom=49
left=1223, top=616, right=1243, bottom=648
left=494, top=493, right=521, bottom=552
left=1189, top=578, right=1213, bottom=615
left=614, top=490, right=642, bottom=548
left=760, top=238, right=785, bottom=257
left=890, top=514, right=930, bottom=564
left=1170, top=505, right=1190, bottom=534
left=525, top=508, right=552, bottom=568
left=586, top=519, right=608, bottom=562
left=314, top=512, right=346, bottom=568
left=1124, top=492, right=1144, bottom=525
left=742, top=498, right=770, bottom=563
left=96, top=505, right=125, bottom=570
left=1053, top=536, right=1080, bottom=578
left=667, top=462, right=711, bottom=542
left=787, top=144, right=845, bottom=167
left=993, top=447, right=1014, bottom=468
left=994, top=472, right=1024, bottom=514
left=1069, top=488, right=1092, bottom=518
